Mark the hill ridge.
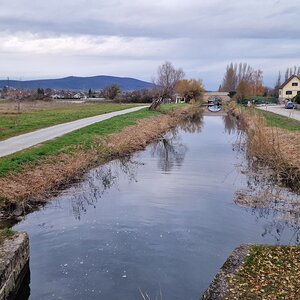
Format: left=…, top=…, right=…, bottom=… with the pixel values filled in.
left=0, top=75, right=155, bottom=91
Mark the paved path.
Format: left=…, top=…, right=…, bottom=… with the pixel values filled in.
left=257, top=105, right=300, bottom=121
left=0, top=106, right=148, bottom=158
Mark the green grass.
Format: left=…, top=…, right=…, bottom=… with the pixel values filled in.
left=158, top=103, right=187, bottom=113
left=0, top=103, right=138, bottom=141
left=258, top=109, right=300, bottom=132
left=251, top=96, right=277, bottom=104
left=0, top=108, right=160, bottom=177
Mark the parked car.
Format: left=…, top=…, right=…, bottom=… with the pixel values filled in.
left=285, top=101, right=294, bottom=109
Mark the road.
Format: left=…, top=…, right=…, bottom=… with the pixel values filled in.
left=257, top=105, right=300, bottom=121
left=0, top=106, right=148, bottom=158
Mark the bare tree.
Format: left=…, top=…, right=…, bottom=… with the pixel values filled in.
left=149, top=61, right=185, bottom=110
left=284, top=66, right=300, bottom=80
left=101, top=84, right=121, bottom=100
left=220, top=62, right=264, bottom=100
left=219, top=63, right=238, bottom=92
left=274, top=71, right=281, bottom=98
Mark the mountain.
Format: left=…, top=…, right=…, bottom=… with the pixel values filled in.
left=0, top=76, right=155, bottom=91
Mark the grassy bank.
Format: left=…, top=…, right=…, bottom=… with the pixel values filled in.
left=0, top=102, right=138, bottom=141
left=0, top=104, right=190, bottom=213
left=257, top=109, right=300, bottom=132
left=226, top=245, right=300, bottom=299
left=0, top=108, right=159, bottom=177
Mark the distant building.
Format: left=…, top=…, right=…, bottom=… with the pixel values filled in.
left=175, top=93, right=185, bottom=103
left=278, top=75, right=300, bottom=101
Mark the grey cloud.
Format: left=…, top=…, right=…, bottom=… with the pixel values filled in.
left=0, top=0, right=299, bottom=90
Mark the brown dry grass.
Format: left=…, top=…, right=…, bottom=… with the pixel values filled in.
left=0, top=100, right=89, bottom=114
left=230, top=104, right=300, bottom=192
left=0, top=108, right=186, bottom=215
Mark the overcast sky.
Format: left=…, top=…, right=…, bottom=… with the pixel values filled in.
left=0, top=0, right=299, bottom=90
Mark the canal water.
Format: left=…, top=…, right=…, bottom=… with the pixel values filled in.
left=14, top=115, right=300, bottom=300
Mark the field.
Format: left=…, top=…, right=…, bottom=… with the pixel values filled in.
left=0, top=100, right=139, bottom=141
left=0, top=108, right=160, bottom=177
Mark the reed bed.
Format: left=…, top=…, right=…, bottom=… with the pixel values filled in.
left=229, top=104, right=300, bottom=193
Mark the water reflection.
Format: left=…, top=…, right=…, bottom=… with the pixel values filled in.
left=68, top=131, right=189, bottom=219
left=13, top=114, right=300, bottom=300
left=234, top=160, right=300, bottom=244
left=178, top=108, right=204, bottom=134
left=151, top=133, right=187, bottom=172
left=68, top=158, right=141, bottom=220
left=223, top=114, right=238, bottom=135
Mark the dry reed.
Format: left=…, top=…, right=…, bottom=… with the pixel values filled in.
left=229, top=104, right=300, bottom=193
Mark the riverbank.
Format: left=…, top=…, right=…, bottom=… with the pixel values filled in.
left=229, top=104, right=300, bottom=193
left=0, top=104, right=194, bottom=218
left=202, top=244, right=300, bottom=299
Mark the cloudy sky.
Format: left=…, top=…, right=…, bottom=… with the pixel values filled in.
left=0, top=0, right=299, bottom=90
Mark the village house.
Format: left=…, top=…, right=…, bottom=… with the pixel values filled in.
left=278, top=75, right=300, bottom=101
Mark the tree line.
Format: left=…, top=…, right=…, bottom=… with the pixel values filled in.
left=218, top=62, right=264, bottom=101
left=219, top=63, right=300, bottom=101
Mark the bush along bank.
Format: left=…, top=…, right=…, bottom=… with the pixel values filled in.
left=229, top=104, right=300, bottom=194
left=0, top=105, right=200, bottom=219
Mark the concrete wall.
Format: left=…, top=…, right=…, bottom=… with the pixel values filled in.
left=0, top=232, right=29, bottom=300
left=203, top=92, right=231, bottom=102
left=201, top=244, right=251, bottom=300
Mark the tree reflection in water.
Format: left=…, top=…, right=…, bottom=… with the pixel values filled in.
left=151, top=133, right=187, bottom=172
left=68, top=111, right=205, bottom=219
left=223, top=113, right=238, bottom=135
left=227, top=111, right=300, bottom=244
left=178, top=107, right=204, bottom=134
left=150, top=111, right=204, bottom=172
left=69, top=157, right=142, bottom=220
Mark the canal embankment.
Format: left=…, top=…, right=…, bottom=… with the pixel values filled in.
left=200, top=104, right=300, bottom=299
left=0, top=231, right=29, bottom=300
left=229, top=104, right=300, bottom=193
left=0, top=105, right=199, bottom=219
left=9, top=113, right=300, bottom=299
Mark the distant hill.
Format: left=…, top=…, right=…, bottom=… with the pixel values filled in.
left=0, top=76, right=155, bottom=91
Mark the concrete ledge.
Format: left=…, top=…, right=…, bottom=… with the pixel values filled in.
left=201, top=244, right=252, bottom=300
left=0, top=232, right=29, bottom=300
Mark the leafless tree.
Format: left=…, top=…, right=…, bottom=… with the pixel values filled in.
left=273, top=71, right=282, bottom=98
left=149, top=61, right=185, bottom=110
left=219, top=63, right=238, bottom=92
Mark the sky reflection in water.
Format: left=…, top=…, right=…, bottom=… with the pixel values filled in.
left=14, top=115, right=300, bottom=300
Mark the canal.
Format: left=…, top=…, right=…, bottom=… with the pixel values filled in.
left=14, top=114, right=300, bottom=299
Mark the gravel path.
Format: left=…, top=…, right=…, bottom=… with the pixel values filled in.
left=0, top=106, right=148, bottom=158
left=257, top=105, right=300, bottom=121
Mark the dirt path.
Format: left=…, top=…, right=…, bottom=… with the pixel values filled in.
left=0, top=106, right=148, bottom=158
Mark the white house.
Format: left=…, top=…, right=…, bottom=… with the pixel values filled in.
left=278, top=75, right=300, bottom=101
